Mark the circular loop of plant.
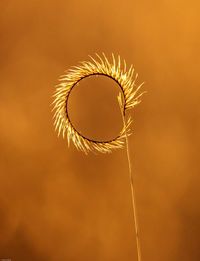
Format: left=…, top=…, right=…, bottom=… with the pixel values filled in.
left=52, top=53, right=143, bottom=154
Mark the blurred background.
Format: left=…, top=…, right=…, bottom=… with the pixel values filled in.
left=0, top=0, right=200, bottom=260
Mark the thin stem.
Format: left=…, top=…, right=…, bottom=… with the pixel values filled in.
left=118, top=94, right=142, bottom=261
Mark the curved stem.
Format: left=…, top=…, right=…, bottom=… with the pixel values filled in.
left=118, top=94, right=142, bottom=261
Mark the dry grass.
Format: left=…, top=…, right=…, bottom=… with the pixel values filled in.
left=52, top=53, right=145, bottom=261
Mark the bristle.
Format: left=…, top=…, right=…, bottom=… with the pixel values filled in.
left=52, top=53, right=144, bottom=153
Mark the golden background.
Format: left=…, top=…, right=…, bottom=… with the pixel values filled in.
left=0, top=0, right=200, bottom=260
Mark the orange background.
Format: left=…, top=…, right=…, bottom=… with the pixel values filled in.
left=0, top=1, right=200, bottom=260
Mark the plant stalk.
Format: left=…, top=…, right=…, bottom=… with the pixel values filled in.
left=118, top=94, right=142, bottom=261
